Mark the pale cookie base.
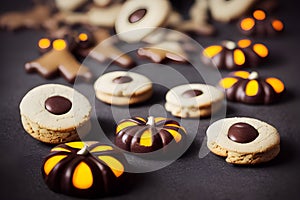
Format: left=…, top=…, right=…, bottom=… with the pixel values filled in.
left=165, top=84, right=224, bottom=118
left=96, top=89, right=152, bottom=106
left=165, top=100, right=223, bottom=118
left=206, top=117, right=280, bottom=165
left=19, top=84, right=92, bottom=144
left=21, top=115, right=91, bottom=144
left=115, top=0, right=171, bottom=42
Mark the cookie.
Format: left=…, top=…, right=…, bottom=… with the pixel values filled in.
left=239, top=9, right=284, bottom=37
left=206, top=117, right=280, bottom=165
left=25, top=39, right=92, bottom=83
left=173, top=0, right=215, bottom=36
left=137, top=41, right=188, bottom=63
left=94, top=71, right=153, bottom=106
left=55, top=0, right=88, bottom=11
left=42, top=141, right=128, bottom=197
left=0, top=5, right=52, bottom=31
left=219, top=71, right=285, bottom=104
left=201, top=39, right=269, bottom=70
left=208, top=0, right=256, bottom=23
left=165, top=84, right=225, bottom=118
left=19, top=84, right=92, bottom=144
left=115, top=0, right=171, bottom=43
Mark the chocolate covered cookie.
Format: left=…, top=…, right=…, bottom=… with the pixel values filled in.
left=19, top=84, right=91, bottom=144
left=42, top=141, right=128, bottom=197
left=207, top=117, right=280, bottom=165
left=201, top=39, right=269, bottom=70
left=219, top=71, right=285, bottom=104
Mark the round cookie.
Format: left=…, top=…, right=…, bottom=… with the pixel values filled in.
left=115, top=0, right=171, bottom=43
left=94, top=71, right=153, bottom=106
left=19, top=84, right=91, bottom=144
left=206, top=117, right=280, bottom=165
left=165, top=84, right=224, bottom=118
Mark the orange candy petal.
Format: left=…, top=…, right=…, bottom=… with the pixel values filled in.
left=219, top=77, right=239, bottom=89
left=238, top=39, right=252, bottom=48
left=272, top=20, right=284, bottom=32
left=233, top=71, right=250, bottom=79
left=253, top=44, right=269, bottom=58
left=203, top=45, right=223, bottom=58
left=253, top=10, right=266, bottom=21
left=234, top=49, right=246, bottom=65
left=240, top=18, right=255, bottom=31
left=265, top=78, right=285, bottom=93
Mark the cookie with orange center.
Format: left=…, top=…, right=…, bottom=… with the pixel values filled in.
left=206, top=117, right=280, bottom=165
left=201, top=39, right=269, bottom=70
left=219, top=71, right=285, bottom=104
left=239, top=9, right=284, bottom=36
left=42, top=141, right=128, bottom=197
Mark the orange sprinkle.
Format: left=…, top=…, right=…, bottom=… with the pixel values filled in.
left=253, top=10, right=266, bottom=20
left=253, top=44, right=269, bottom=58
left=38, top=38, right=51, bottom=49
left=272, top=20, right=284, bottom=31
left=53, top=39, right=67, bottom=51
left=238, top=39, right=252, bottom=48
left=240, top=18, right=255, bottom=31
left=78, top=33, right=88, bottom=42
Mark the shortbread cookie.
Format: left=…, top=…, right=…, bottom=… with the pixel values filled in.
left=115, top=0, right=171, bottom=43
left=19, top=84, right=91, bottom=144
left=94, top=71, right=153, bottom=106
left=165, top=84, right=224, bottom=118
left=207, top=117, right=280, bottom=165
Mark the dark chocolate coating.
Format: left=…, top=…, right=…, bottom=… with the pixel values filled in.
left=113, top=76, right=133, bottom=84
left=182, top=89, right=203, bottom=98
left=41, top=143, right=128, bottom=198
left=128, top=9, right=147, bottom=23
left=239, top=16, right=284, bottom=37
left=228, top=122, right=259, bottom=143
left=45, top=96, right=72, bottom=115
left=221, top=71, right=284, bottom=105
left=115, top=117, right=186, bottom=153
left=201, top=40, right=268, bottom=70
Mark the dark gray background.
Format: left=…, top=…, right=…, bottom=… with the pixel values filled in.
left=1, top=0, right=300, bottom=199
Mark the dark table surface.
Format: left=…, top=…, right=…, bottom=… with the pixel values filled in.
left=1, top=0, right=300, bottom=200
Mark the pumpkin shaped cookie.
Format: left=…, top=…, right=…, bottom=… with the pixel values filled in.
left=115, top=116, right=187, bottom=153
left=239, top=9, right=284, bottom=36
left=42, top=141, right=128, bottom=197
left=201, top=39, right=269, bottom=70
left=219, top=71, right=285, bottom=104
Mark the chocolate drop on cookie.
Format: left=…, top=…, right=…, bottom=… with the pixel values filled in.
left=113, top=76, right=133, bottom=84
left=228, top=122, right=259, bottom=143
left=45, top=96, right=72, bottom=115
left=128, top=9, right=147, bottom=23
left=182, top=90, right=203, bottom=98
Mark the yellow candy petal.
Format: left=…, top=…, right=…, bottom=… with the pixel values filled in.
left=44, top=155, right=67, bottom=175
left=219, top=77, right=239, bottom=89
left=234, top=49, right=246, bottom=65
left=140, top=130, right=152, bottom=147
left=98, top=156, right=124, bottom=177
left=245, top=80, right=259, bottom=96
left=203, top=46, right=223, bottom=58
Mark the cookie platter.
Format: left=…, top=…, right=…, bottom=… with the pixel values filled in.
left=1, top=0, right=296, bottom=199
